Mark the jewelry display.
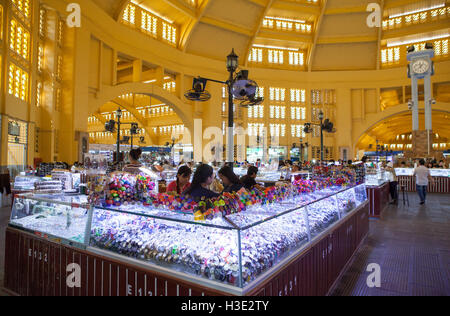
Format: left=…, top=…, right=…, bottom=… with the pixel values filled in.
left=10, top=170, right=368, bottom=289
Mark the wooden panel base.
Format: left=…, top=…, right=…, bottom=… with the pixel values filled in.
left=4, top=203, right=370, bottom=296
left=398, top=176, right=449, bottom=194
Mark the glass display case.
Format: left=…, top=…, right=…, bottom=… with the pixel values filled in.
left=431, top=169, right=450, bottom=177
left=9, top=193, right=92, bottom=247
left=9, top=184, right=367, bottom=292
left=13, top=176, right=41, bottom=191
left=365, top=167, right=387, bottom=186
left=395, top=168, right=450, bottom=177
left=256, top=171, right=282, bottom=183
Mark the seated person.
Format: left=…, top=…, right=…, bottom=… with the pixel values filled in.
left=218, top=166, right=244, bottom=193
left=240, top=166, right=264, bottom=191
left=167, top=166, right=192, bottom=195
left=183, top=164, right=219, bottom=201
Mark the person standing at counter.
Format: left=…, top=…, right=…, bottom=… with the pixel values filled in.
left=385, top=162, right=398, bottom=205
left=218, top=166, right=244, bottom=193
left=123, top=148, right=143, bottom=175
left=240, top=166, right=261, bottom=190
left=414, top=159, right=433, bottom=205
left=183, top=164, right=219, bottom=201
left=167, top=166, right=192, bottom=195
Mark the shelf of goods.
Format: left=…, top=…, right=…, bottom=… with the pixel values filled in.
left=365, top=182, right=390, bottom=219
left=4, top=182, right=369, bottom=296
left=364, top=166, right=389, bottom=219
left=395, top=168, right=450, bottom=194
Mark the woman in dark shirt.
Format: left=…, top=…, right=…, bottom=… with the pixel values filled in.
left=240, top=166, right=260, bottom=190
left=183, top=164, right=219, bottom=201
left=218, top=166, right=243, bottom=193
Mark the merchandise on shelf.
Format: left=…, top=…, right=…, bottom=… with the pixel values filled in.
left=37, top=162, right=69, bottom=177
left=13, top=176, right=41, bottom=191
left=10, top=194, right=90, bottom=245
left=365, top=163, right=387, bottom=186
left=34, top=180, right=64, bottom=193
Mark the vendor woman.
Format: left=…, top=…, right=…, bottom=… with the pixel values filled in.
left=167, top=166, right=192, bottom=195
left=123, top=148, right=143, bottom=175
left=183, top=164, right=220, bottom=201
left=218, top=166, right=244, bottom=193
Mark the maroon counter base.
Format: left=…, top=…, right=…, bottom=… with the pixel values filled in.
left=398, top=176, right=450, bottom=194
left=4, top=203, right=369, bottom=297
left=366, top=183, right=390, bottom=219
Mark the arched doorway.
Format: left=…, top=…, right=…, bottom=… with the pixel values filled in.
left=88, top=83, right=194, bottom=133
left=86, top=83, right=195, bottom=162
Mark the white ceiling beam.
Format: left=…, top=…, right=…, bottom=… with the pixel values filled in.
left=247, top=0, right=267, bottom=7
left=181, top=0, right=212, bottom=51
left=316, top=35, right=378, bottom=44
left=376, top=0, right=385, bottom=70
left=271, top=0, right=321, bottom=16
left=162, top=0, right=197, bottom=18
left=244, top=0, right=275, bottom=67
left=200, top=16, right=254, bottom=36
left=258, top=29, right=314, bottom=43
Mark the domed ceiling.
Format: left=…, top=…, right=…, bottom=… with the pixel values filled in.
left=91, top=0, right=450, bottom=71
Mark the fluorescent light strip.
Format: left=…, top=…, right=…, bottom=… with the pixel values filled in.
left=148, top=103, right=166, bottom=108
left=144, top=79, right=157, bottom=83
left=253, top=44, right=299, bottom=52
left=389, top=3, right=445, bottom=18
left=387, top=33, right=449, bottom=47
left=131, top=0, right=174, bottom=24
left=265, top=16, right=306, bottom=24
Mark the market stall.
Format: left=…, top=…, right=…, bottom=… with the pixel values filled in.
left=364, top=164, right=390, bottom=219
left=4, top=172, right=369, bottom=296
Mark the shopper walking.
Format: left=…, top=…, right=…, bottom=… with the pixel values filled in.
left=413, top=159, right=433, bottom=205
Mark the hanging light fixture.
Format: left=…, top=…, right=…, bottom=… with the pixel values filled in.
left=226, top=48, right=239, bottom=73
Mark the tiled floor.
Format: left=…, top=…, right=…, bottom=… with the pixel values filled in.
left=0, top=193, right=449, bottom=296
left=331, top=192, right=450, bottom=296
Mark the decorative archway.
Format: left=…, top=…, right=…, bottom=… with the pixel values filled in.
left=352, top=102, right=450, bottom=150
left=89, top=83, right=194, bottom=134
left=354, top=107, right=450, bottom=152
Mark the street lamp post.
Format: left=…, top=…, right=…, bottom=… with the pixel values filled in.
left=226, top=49, right=239, bottom=168
left=105, top=108, right=140, bottom=164
left=304, top=110, right=334, bottom=163
left=185, top=49, right=263, bottom=171
left=116, top=109, right=122, bottom=164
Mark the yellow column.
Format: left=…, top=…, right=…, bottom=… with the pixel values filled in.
left=132, top=59, right=142, bottom=82
left=154, top=66, right=165, bottom=88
